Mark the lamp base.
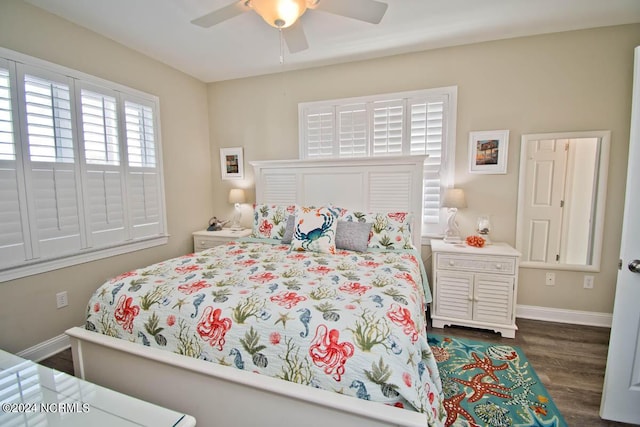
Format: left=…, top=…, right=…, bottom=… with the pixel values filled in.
left=443, top=208, right=462, bottom=244
left=443, top=235, right=463, bottom=244
left=230, top=205, right=242, bottom=231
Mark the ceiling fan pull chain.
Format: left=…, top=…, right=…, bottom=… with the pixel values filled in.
left=279, top=28, right=285, bottom=64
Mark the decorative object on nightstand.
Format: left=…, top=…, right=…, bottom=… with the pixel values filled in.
left=228, top=188, right=246, bottom=230
left=430, top=239, right=521, bottom=338
left=207, top=216, right=229, bottom=231
left=193, top=228, right=252, bottom=252
left=476, top=215, right=492, bottom=244
left=442, top=188, right=467, bottom=244
left=465, top=235, right=485, bottom=247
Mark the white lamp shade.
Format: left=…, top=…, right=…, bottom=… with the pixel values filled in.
left=228, top=188, right=246, bottom=204
left=442, top=188, right=467, bottom=209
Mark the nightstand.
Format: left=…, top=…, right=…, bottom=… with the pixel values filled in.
left=192, top=228, right=252, bottom=252
left=430, top=240, right=521, bottom=338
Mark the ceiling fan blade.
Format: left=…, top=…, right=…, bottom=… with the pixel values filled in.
left=191, top=1, right=248, bottom=28
left=313, top=0, right=388, bottom=24
left=283, top=21, right=309, bottom=53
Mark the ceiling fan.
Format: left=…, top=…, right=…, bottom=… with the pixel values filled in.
left=191, top=0, right=388, bottom=53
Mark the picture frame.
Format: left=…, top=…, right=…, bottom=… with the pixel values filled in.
left=468, top=130, right=510, bottom=174
left=220, top=147, right=244, bottom=180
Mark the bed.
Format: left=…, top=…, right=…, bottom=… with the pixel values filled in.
left=67, top=156, right=446, bottom=427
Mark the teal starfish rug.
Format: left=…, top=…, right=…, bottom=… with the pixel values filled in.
left=428, top=334, right=567, bottom=427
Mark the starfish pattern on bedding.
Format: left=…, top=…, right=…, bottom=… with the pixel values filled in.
left=172, top=297, right=188, bottom=310
left=274, top=312, right=294, bottom=328
left=406, top=349, right=418, bottom=368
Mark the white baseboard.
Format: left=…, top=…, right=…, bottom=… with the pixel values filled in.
left=517, top=304, right=612, bottom=328
left=17, top=333, right=71, bottom=362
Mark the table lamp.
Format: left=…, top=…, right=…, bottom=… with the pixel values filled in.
left=228, top=188, right=246, bottom=230
left=442, top=188, right=467, bottom=243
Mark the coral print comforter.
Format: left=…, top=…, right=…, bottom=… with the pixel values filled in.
left=86, top=240, right=446, bottom=425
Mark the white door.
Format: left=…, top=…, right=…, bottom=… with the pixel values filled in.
left=521, top=137, right=567, bottom=263
left=599, top=46, right=640, bottom=424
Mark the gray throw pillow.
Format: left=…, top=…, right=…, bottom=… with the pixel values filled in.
left=335, top=221, right=372, bottom=252
left=281, top=215, right=295, bottom=244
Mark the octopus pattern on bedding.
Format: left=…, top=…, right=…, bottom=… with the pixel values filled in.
left=86, top=240, right=446, bottom=426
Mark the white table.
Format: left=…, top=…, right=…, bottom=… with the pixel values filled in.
left=430, top=240, right=521, bottom=338
left=0, top=350, right=196, bottom=427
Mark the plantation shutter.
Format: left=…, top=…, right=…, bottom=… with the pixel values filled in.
left=78, top=84, right=127, bottom=247
left=0, top=48, right=168, bottom=280
left=0, top=61, right=30, bottom=268
left=409, top=97, right=447, bottom=227
left=19, top=66, right=83, bottom=259
left=302, top=106, right=335, bottom=158
left=299, top=87, right=456, bottom=237
left=371, top=99, right=404, bottom=156
left=337, top=103, right=367, bottom=157
left=124, top=96, right=163, bottom=239
left=0, top=65, right=15, bottom=161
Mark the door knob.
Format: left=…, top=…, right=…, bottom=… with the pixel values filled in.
left=629, top=260, right=640, bottom=273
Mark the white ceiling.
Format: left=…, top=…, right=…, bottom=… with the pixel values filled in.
left=25, top=0, right=640, bottom=83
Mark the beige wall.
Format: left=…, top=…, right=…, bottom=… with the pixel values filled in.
left=0, top=0, right=638, bottom=354
left=0, top=0, right=213, bottom=353
left=209, top=24, right=640, bottom=314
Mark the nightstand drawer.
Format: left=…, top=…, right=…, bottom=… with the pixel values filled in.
left=436, top=253, right=516, bottom=275
left=192, top=229, right=252, bottom=252
left=194, top=237, right=225, bottom=251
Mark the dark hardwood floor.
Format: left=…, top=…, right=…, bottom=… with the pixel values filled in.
left=41, top=319, right=634, bottom=426
left=40, top=346, right=74, bottom=376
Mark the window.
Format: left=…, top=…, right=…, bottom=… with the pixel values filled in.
left=299, top=87, right=457, bottom=238
left=0, top=48, right=167, bottom=282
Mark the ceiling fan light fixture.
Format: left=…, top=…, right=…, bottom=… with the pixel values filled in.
left=250, top=0, right=308, bottom=28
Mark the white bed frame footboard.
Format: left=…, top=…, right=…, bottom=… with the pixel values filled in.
left=67, top=327, right=426, bottom=427
left=68, top=156, right=429, bottom=427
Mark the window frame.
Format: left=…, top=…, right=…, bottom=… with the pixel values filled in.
left=0, top=47, right=168, bottom=283
left=298, top=86, right=457, bottom=242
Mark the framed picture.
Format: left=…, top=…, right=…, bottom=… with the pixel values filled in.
left=468, top=130, right=510, bottom=174
left=220, top=147, right=244, bottom=180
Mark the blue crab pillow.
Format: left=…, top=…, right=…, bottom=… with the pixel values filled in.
left=290, top=207, right=338, bottom=254
left=252, top=204, right=297, bottom=240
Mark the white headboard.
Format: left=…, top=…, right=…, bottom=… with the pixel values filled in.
left=250, top=156, right=426, bottom=248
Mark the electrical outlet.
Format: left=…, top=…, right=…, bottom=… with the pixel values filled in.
left=583, top=275, right=594, bottom=289
left=545, top=272, right=555, bottom=286
left=56, top=291, right=68, bottom=309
